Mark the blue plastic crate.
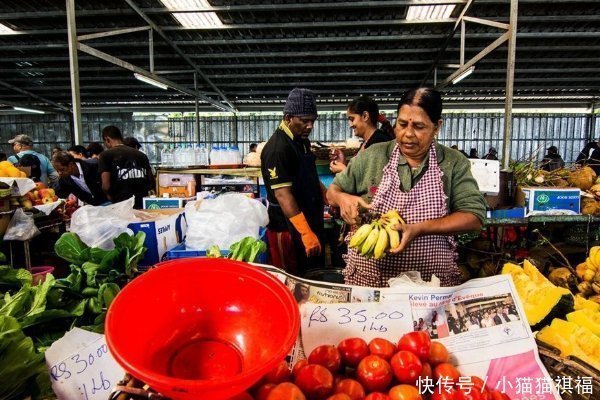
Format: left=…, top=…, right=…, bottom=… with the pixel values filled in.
left=165, top=228, right=268, bottom=263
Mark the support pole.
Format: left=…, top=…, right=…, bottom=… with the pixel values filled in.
left=194, top=73, right=200, bottom=143
left=502, top=0, right=519, bottom=170
left=66, top=0, right=83, bottom=145
left=149, top=29, right=154, bottom=73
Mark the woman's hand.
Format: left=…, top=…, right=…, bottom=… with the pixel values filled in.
left=336, top=193, right=371, bottom=225
left=389, top=221, right=422, bottom=254
left=329, top=160, right=347, bottom=174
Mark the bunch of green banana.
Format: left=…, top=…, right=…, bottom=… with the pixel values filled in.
left=348, top=209, right=406, bottom=259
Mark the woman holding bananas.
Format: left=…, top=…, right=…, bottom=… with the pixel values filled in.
left=327, top=88, right=486, bottom=287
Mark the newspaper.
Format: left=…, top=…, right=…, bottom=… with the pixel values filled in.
left=255, top=264, right=563, bottom=400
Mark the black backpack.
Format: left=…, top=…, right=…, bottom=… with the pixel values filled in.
left=15, top=153, right=42, bottom=182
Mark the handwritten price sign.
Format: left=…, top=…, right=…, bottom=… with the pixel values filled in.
left=45, top=328, right=124, bottom=400
left=300, top=302, right=413, bottom=356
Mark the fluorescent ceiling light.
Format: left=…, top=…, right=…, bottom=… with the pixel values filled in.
left=406, top=5, right=455, bottom=21
left=134, top=73, right=169, bottom=90
left=13, top=106, right=45, bottom=114
left=452, top=66, right=476, bottom=84
left=0, top=23, right=18, bottom=35
left=160, top=0, right=224, bottom=28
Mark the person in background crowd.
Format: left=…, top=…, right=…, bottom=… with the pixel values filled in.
left=450, top=145, right=469, bottom=158
left=576, top=140, right=600, bottom=175
left=329, top=95, right=394, bottom=174
left=68, top=145, right=88, bottom=160
left=468, top=148, right=479, bottom=159
left=249, top=143, right=257, bottom=153
left=261, top=88, right=326, bottom=276
left=327, top=88, right=485, bottom=287
left=52, top=151, right=107, bottom=206
left=542, top=145, right=565, bottom=171
left=7, top=134, right=58, bottom=185
left=86, top=142, right=104, bottom=160
left=98, top=126, right=153, bottom=209
left=0, top=152, right=6, bottom=162
left=51, top=146, right=63, bottom=158
left=123, top=136, right=142, bottom=151
left=483, top=147, right=499, bottom=160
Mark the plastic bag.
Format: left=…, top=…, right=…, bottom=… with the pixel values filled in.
left=3, top=208, right=41, bottom=241
left=184, top=193, right=268, bottom=251
left=69, top=197, right=139, bottom=250
left=387, top=271, right=441, bottom=288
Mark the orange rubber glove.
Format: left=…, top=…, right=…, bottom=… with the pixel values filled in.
left=289, top=212, right=322, bottom=257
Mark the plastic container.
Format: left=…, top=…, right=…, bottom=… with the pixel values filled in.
left=105, top=258, right=300, bottom=400
left=165, top=228, right=267, bottom=263
left=30, top=266, right=55, bottom=285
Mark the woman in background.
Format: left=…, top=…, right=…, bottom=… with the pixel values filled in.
left=329, top=95, right=393, bottom=174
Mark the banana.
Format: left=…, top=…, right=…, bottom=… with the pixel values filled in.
left=360, top=223, right=380, bottom=257
left=385, top=225, right=400, bottom=250
left=374, top=226, right=389, bottom=259
left=349, top=223, right=374, bottom=248
left=588, top=246, right=600, bottom=270
left=575, top=262, right=588, bottom=280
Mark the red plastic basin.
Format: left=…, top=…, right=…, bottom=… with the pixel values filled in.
left=105, top=258, right=300, bottom=400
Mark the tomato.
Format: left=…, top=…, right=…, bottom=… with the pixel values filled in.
left=397, top=331, right=431, bottom=362
left=292, top=359, right=309, bottom=379
left=388, top=384, right=422, bottom=400
left=467, top=376, right=490, bottom=400
left=264, top=360, right=292, bottom=384
left=432, top=363, right=460, bottom=385
left=428, top=342, right=449, bottom=365
left=294, top=363, right=334, bottom=400
left=456, top=387, right=483, bottom=400
left=364, top=393, right=392, bottom=400
left=337, top=337, right=369, bottom=368
left=420, top=362, right=433, bottom=380
left=368, top=338, right=397, bottom=361
left=326, top=395, right=352, bottom=400
left=431, top=386, right=460, bottom=400
left=267, top=382, right=307, bottom=400
left=334, top=378, right=365, bottom=400
left=255, top=383, right=277, bottom=400
left=390, top=351, right=423, bottom=385
left=309, top=345, right=343, bottom=374
left=356, top=355, right=394, bottom=393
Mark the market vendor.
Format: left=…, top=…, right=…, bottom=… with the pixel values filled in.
left=327, top=87, right=486, bottom=287
left=329, top=95, right=394, bottom=174
left=260, top=88, right=325, bottom=275
left=52, top=151, right=107, bottom=206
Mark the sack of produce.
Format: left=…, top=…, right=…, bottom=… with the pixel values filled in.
left=184, top=193, right=268, bottom=251
left=69, top=197, right=138, bottom=249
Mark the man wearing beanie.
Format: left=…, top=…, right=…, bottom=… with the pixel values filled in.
left=261, top=88, right=325, bottom=275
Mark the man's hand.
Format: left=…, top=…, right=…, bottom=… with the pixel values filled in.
left=289, top=212, right=322, bottom=256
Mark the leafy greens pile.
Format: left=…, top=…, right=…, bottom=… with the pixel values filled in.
left=0, top=231, right=146, bottom=400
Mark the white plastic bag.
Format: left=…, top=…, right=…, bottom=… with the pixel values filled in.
left=184, top=193, right=268, bottom=250
left=69, top=197, right=139, bottom=249
left=387, top=271, right=441, bottom=288
left=3, top=208, right=41, bottom=241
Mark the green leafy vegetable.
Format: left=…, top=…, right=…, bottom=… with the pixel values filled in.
left=54, top=233, right=90, bottom=266
left=227, top=237, right=267, bottom=262
left=206, top=245, right=222, bottom=258
left=0, top=315, right=46, bottom=400
left=0, top=266, right=32, bottom=288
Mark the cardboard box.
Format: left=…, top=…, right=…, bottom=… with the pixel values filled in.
left=128, top=209, right=187, bottom=269
left=484, top=171, right=516, bottom=209
left=486, top=207, right=526, bottom=219
left=518, top=187, right=581, bottom=216
left=157, top=173, right=196, bottom=198
left=143, top=196, right=195, bottom=210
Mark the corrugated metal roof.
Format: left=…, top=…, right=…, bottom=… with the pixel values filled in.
left=0, top=0, right=598, bottom=111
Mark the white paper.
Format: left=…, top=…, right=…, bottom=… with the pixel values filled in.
left=301, top=301, right=412, bottom=355
left=470, top=159, right=500, bottom=195
left=0, top=177, right=36, bottom=196
left=45, top=328, right=124, bottom=400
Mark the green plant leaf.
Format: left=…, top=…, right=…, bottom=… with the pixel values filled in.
left=54, top=233, right=90, bottom=266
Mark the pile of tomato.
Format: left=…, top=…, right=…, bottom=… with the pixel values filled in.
left=231, top=331, right=512, bottom=400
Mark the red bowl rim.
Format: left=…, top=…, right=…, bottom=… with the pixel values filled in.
left=105, top=258, right=300, bottom=394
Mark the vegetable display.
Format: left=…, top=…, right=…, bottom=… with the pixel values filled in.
left=240, top=332, right=511, bottom=400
